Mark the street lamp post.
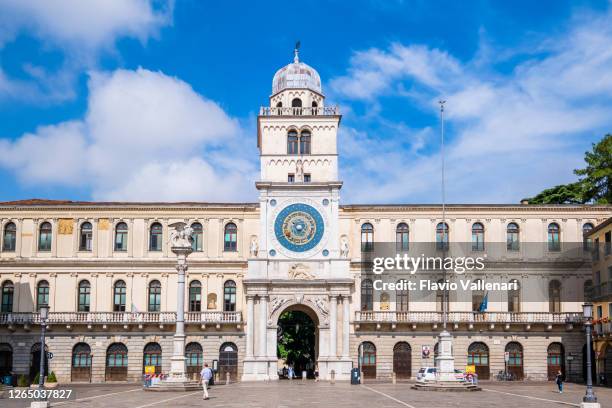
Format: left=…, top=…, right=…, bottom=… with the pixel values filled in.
left=32, top=305, right=50, bottom=408
left=581, top=303, right=599, bottom=407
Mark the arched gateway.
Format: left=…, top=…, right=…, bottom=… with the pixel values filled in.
left=241, top=47, right=352, bottom=381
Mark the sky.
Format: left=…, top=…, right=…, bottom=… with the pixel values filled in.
left=0, top=0, right=611, bottom=204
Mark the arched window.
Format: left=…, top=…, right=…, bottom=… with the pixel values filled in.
left=186, top=342, right=203, bottom=378
left=291, top=98, right=302, bottom=108
left=148, top=280, right=161, bottom=312
left=105, top=343, right=128, bottom=381
left=223, top=280, right=236, bottom=312
left=507, top=223, right=520, bottom=251
left=396, top=223, right=409, bottom=252
left=547, top=343, right=565, bottom=380
left=71, top=342, right=92, bottom=382
left=393, top=342, right=412, bottom=379
left=114, top=222, right=128, bottom=251
left=149, top=222, right=163, bottom=251
left=361, top=279, right=373, bottom=311
left=2, top=222, right=16, bottom=251
left=471, top=222, right=485, bottom=251
left=436, top=279, right=444, bottom=312
left=1, top=281, right=14, bottom=313
left=189, top=280, right=202, bottom=312
left=549, top=280, right=561, bottom=313
left=191, top=222, right=203, bottom=252
left=396, top=281, right=408, bottom=312
left=78, top=280, right=91, bottom=312
left=224, top=223, right=238, bottom=252
left=472, top=279, right=485, bottom=312
left=276, top=101, right=282, bottom=108
left=38, top=222, right=52, bottom=251
left=311, top=101, right=318, bottom=114
left=79, top=222, right=93, bottom=251
left=584, top=279, right=593, bottom=302
left=219, top=342, right=238, bottom=382
left=436, top=222, right=449, bottom=251
left=508, top=279, right=520, bottom=312
left=299, top=130, right=311, bottom=154
left=359, top=342, right=376, bottom=379
left=583, top=222, right=594, bottom=250
left=143, top=342, right=162, bottom=374
left=467, top=342, right=490, bottom=380
left=505, top=342, right=524, bottom=380
left=287, top=130, right=298, bottom=155
left=361, top=223, right=374, bottom=252
left=37, top=280, right=49, bottom=310
left=548, top=223, right=561, bottom=251
left=113, top=280, right=126, bottom=312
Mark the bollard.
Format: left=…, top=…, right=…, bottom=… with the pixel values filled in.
left=360, top=371, right=364, bottom=384
left=226, top=372, right=230, bottom=385
left=392, top=372, right=396, bottom=384
left=302, top=370, right=307, bottom=382
left=330, top=369, right=335, bottom=385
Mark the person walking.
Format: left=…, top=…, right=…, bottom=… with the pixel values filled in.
left=555, top=370, right=564, bottom=393
left=200, top=363, right=213, bottom=400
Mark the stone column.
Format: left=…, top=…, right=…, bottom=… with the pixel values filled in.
left=329, top=295, right=338, bottom=358
left=169, top=248, right=190, bottom=379
left=246, top=295, right=255, bottom=358
left=342, top=296, right=350, bottom=358
left=259, top=295, right=268, bottom=357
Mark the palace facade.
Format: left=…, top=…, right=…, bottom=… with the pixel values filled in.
left=1, top=50, right=611, bottom=384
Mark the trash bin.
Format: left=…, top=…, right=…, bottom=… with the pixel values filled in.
left=351, top=368, right=361, bottom=385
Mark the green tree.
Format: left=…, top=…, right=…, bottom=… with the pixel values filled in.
left=525, top=134, right=612, bottom=204
left=525, top=182, right=584, bottom=204
left=277, top=311, right=315, bottom=372
left=574, top=134, right=612, bottom=204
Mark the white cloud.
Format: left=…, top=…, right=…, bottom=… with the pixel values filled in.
left=0, top=68, right=258, bottom=202
left=331, top=7, right=612, bottom=203
left=0, top=0, right=173, bottom=102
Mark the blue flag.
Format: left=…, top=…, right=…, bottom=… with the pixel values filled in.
left=479, top=292, right=488, bottom=312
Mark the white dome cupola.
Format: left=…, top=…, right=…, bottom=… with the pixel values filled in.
left=272, top=47, right=322, bottom=96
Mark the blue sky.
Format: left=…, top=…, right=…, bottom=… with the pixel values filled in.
left=0, top=0, right=611, bottom=203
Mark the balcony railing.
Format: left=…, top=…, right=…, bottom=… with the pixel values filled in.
left=355, top=311, right=583, bottom=324
left=0, top=311, right=242, bottom=325
left=595, top=322, right=612, bottom=336
left=259, top=106, right=339, bottom=116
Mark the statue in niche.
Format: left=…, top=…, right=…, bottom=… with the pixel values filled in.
left=289, top=263, right=314, bottom=280
left=340, top=237, right=350, bottom=258
left=250, top=237, right=258, bottom=257
left=207, top=293, right=217, bottom=309
left=380, top=292, right=390, bottom=311
left=296, top=160, right=304, bottom=182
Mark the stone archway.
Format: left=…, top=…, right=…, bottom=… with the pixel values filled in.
left=276, top=303, right=320, bottom=379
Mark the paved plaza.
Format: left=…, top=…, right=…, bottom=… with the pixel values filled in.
left=3, top=381, right=612, bottom=408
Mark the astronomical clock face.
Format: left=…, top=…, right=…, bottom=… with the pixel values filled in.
left=274, top=203, right=325, bottom=253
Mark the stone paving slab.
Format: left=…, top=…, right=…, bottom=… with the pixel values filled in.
left=2, top=381, right=612, bottom=408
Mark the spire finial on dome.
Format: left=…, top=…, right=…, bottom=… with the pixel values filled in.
left=294, top=40, right=301, bottom=63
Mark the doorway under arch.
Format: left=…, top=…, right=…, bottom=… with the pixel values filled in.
left=277, top=305, right=318, bottom=379
left=393, top=342, right=412, bottom=379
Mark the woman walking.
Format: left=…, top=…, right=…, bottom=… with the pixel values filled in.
left=555, top=370, right=564, bottom=394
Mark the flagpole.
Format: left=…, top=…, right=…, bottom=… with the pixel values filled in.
left=439, top=100, right=447, bottom=330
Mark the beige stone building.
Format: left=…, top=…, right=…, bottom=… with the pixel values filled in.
left=0, top=50, right=611, bottom=384
left=587, top=217, right=612, bottom=384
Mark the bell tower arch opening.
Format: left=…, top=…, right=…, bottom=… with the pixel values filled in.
left=277, top=304, right=319, bottom=379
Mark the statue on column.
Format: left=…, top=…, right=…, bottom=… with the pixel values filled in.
left=340, top=236, right=350, bottom=258
left=296, top=160, right=304, bottom=182
left=169, top=222, right=193, bottom=249
left=250, top=236, right=259, bottom=257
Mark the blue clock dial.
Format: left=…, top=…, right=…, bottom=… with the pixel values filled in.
left=274, top=203, right=324, bottom=252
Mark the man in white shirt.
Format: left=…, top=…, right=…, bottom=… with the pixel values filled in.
left=200, top=363, right=213, bottom=400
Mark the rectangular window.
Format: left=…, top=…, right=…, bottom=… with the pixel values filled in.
left=115, top=232, right=128, bottom=251
left=593, top=238, right=600, bottom=262
left=606, top=231, right=611, bottom=256
left=288, top=174, right=295, bottom=183
left=303, top=173, right=311, bottom=182
left=39, top=232, right=52, bottom=251
left=597, top=305, right=603, bottom=318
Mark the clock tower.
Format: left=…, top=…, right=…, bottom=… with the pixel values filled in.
left=242, top=47, right=353, bottom=381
